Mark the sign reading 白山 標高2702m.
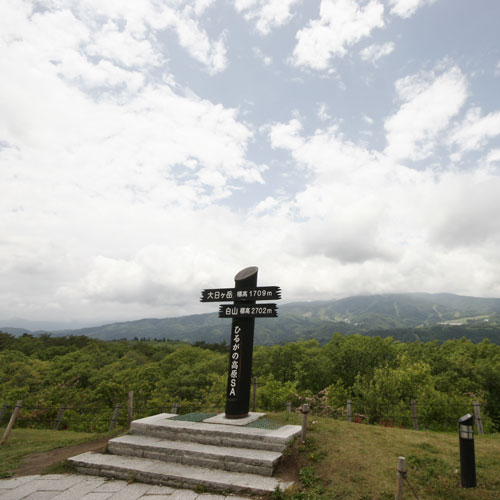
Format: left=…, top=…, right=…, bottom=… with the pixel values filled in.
left=218, top=304, right=278, bottom=318
left=200, top=267, right=281, bottom=419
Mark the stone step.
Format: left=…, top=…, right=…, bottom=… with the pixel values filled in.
left=109, top=434, right=282, bottom=476
left=130, top=414, right=301, bottom=452
left=68, top=452, right=293, bottom=496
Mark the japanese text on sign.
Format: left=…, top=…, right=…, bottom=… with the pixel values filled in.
left=200, top=286, right=281, bottom=302
left=228, top=325, right=241, bottom=397
left=219, top=304, right=278, bottom=318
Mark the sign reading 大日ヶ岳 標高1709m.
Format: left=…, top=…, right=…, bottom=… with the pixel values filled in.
left=200, top=267, right=281, bottom=419
left=200, top=286, right=281, bottom=302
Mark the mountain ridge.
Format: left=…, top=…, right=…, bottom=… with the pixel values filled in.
left=2, top=292, right=500, bottom=345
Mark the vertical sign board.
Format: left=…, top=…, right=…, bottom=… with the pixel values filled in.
left=200, top=266, right=281, bottom=419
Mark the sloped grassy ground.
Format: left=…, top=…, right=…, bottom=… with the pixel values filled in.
left=0, top=427, right=111, bottom=478
left=270, top=412, right=500, bottom=500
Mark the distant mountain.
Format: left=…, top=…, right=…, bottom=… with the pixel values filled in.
left=0, top=318, right=102, bottom=332
left=0, top=326, right=34, bottom=336
left=2, top=293, right=500, bottom=345
left=287, top=292, right=500, bottom=330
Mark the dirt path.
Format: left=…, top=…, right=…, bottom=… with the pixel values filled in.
left=13, top=437, right=110, bottom=477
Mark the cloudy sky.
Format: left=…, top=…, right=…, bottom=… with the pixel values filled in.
left=1, top=0, right=500, bottom=325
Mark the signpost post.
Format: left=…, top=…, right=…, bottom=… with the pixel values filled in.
left=200, top=266, right=280, bottom=419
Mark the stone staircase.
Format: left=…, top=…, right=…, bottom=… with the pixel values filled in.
left=68, top=413, right=301, bottom=496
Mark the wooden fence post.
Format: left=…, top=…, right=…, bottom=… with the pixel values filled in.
left=347, top=399, right=353, bottom=422
left=285, top=402, right=292, bottom=413
left=473, top=401, right=484, bottom=435
left=128, top=391, right=134, bottom=425
left=252, top=377, right=258, bottom=412
left=0, top=403, right=8, bottom=425
left=108, top=403, right=122, bottom=432
left=395, top=456, right=406, bottom=500
left=1, top=400, right=22, bottom=445
left=301, top=404, right=309, bottom=444
left=411, top=399, right=418, bottom=430
left=171, top=402, right=179, bottom=414
left=53, top=404, right=67, bottom=430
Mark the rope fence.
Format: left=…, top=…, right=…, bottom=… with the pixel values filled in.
left=2, top=369, right=498, bottom=436
left=0, top=396, right=219, bottom=442
left=288, top=397, right=493, bottom=433
left=0, top=390, right=496, bottom=444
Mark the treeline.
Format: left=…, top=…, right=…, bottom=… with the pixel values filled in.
left=365, top=323, right=500, bottom=344
left=1, top=332, right=499, bottom=432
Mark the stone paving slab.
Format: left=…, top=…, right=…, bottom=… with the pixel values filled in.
left=109, top=434, right=281, bottom=474
left=68, top=453, right=292, bottom=495
left=0, top=475, right=251, bottom=500
left=21, top=492, right=59, bottom=500
left=0, top=477, right=35, bottom=490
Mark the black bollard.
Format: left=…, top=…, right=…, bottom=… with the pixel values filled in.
left=458, top=413, right=477, bottom=488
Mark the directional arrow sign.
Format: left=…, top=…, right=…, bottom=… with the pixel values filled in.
left=218, top=303, right=278, bottom=318
left=200, top=286, right=281, bottom=302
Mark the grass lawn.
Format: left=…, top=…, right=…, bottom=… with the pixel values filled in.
left=271, top=412, right=500, bottom=500
left=0, top=427, right=107, bottom=478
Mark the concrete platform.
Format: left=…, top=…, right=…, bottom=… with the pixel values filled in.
left=202, top=413, right=265, bottom=426
left=130, top=414, right=301, bottom=452
left=0, top=474, right=251, bottom=500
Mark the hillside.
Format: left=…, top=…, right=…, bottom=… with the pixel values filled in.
left=2, top=292, right=500, bottom=345
left=274, top=414, right=500, bottom=500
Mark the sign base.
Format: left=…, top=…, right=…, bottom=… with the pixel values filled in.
left=204, top=412, right=266, bottom=426
left=225, top=412, right=249, bottom=419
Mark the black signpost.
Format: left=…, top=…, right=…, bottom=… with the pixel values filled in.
left=200, top=266, right=281, bottom=419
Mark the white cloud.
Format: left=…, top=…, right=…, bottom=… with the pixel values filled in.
left=427, top=172, right=500, bottom=249
left=486, top=149, right=500, bottom=167
left=253, top=47, right=273, bottom=65
left=0, top=0, right=227, bottom=102
left=78, top=0, right=227, bottom=74
left=292, top=0, right=385, bottom=70
left=360, top=41, right=395, bottom=63
left=388, top=0, right=437, bottom=19
left=448, top=107, right=500, bottom=160
left=268, top=119, right=408, bottom=262
left=235, top=0, right=301, bottom=35
left=0, top=0, right=265, bottom=320
left=384, top=64, right=468, bottom=161
left=168, top=9, right=228, bottom=74
left=363, top=114, right=374, bottom=125
left=267, top=116, right=500, bottom=298
left=86, top=21, right=162, bottom=68
left=269, top=118, right=305, bottom=151
left=193, top=0, right=216, bottom=16
left=317, top=103, right=331, bottom=121
left=254, top=196, right=280, bottom=214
